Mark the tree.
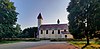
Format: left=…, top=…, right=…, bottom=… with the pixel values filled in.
left=0, top=0, right=19, bottom=40
left=19, top=27, right=38, bottom=38
left=67, top=0, right=100, bottom=48
left=13, top=24, right=22, bottom=38
left=67, top=0, right=85, bottom=39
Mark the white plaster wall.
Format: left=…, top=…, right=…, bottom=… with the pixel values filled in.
left=39, top=30, right=44, bottom=38
left=54, top=30, right=61, bottom=38
left=38, top=19, right=42, bottom=28
left=48, top=30, right=52, bottom=38
left=44, top=30, right=50, bottom=38
left=67, top=34, right=73, bottom=39
left=43, top=30, right=46, bottom=38
left=62, top=34, right=73, bottom=39
left=39, top=29, right=70, bottom=39
left=50, top=30, right=56, bottom=38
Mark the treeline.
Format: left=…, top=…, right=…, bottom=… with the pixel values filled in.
left=18, top=27, right=38, bottom=38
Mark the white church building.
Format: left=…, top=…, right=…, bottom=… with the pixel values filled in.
left=37, top=13, right=73, bottom=39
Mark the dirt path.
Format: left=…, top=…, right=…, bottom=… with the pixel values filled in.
left=0, top=41, right=80, bottom=49
left=28, top=43, right=80, bottom=49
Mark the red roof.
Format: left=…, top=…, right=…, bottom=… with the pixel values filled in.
left=61, top=31, right=70, bottom=34
left=39, top=24, right=68, bottom=30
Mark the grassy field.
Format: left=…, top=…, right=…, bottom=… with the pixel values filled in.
left=68, top=40, right=100, bottom=49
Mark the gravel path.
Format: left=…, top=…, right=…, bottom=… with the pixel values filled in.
left=0, top=40, right=80, bottom=49
left=28, top=43, right=80, bottom=49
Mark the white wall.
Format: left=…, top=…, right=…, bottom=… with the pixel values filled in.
left=39, top=30, right=70, bottom=38
left=39, top=30, right=44, bottom=38
left=38, top=19, right=42, bottom=28
left=61, top=34, right=73, bottom=39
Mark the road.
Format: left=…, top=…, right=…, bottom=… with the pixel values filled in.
left=0, top=40, right=68, bottom=49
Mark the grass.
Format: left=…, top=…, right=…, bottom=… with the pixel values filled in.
left=0, top=38, right=41, bottom=44
left=0, top=41, right=22, bottom=44
left=68, top=40, right=100, bottom=49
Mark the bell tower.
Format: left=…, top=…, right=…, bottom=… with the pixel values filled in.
left=37, top=13, right=43, bottom=28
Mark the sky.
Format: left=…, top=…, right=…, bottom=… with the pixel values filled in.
left=10, top=0, right=70, bottom=30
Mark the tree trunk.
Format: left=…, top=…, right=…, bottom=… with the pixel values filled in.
left=0, top=38, right=2, bottom=42
left=82, top=31, right=90, bottom=49
left=86, top=35, right=89, bottom=45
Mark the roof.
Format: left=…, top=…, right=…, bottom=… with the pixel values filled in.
left=39, top=24, right=68, bottom=30
left=61, top=31, right=70, bottom=34
left=37, top=13, right=43, bottom=19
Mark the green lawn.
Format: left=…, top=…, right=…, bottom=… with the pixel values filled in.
left=68, top=40, right=100, bottom=49
left=0, top=41, right=22, bottom=44
left=0, top=39, right=41, bottom=44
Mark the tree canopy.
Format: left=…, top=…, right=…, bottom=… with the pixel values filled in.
left=18, top=27, right=38, bottom=38
left=67, top=0, right=100, bottom=47
left=0, top=0, right=20, bottom=39
left=67, top=0, right=100, bottom=39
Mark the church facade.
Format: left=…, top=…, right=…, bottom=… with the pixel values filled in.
left=37, top=13, right=73, bottom=39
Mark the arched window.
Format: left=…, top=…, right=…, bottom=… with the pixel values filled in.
left=58, top=30, right=60, bottom=34
left=52, top=30, right=54, bottom=34
left=41, top=30, right=43, bottom=34
left=46, top=30, right=48, bottom=34
left=64, top=30, right=66, bottom=32
left=65, top=35, right=67, bottom=38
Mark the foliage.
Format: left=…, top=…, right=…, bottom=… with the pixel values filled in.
left=18, top=27, right=38, bottom=38
left=14, top=24, right=22, bottom=38
left=67, top=0, right=100, bottom=48
left=68, top=40, right=100, bottom=49
left=67, top=0, right=100, bottom=39
left=0, top=0, right=20, bottom=39
left=67, top=0, right=85, bottom=39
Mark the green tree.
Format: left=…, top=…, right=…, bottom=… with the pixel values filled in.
left=67, top=0, right=100, bottom=48
left=19, top=27, right=38, bottom=38
left=13, top=24, right=22, bottom=38
left=0, top=0, right=19, bottom=40
left=67, top=0, right=85, bottom=39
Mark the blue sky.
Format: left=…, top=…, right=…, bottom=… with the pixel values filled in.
left=10, top=0, right=70, bottom=30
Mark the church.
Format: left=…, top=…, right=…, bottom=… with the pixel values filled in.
left=37, top=13, right=73, bottom=39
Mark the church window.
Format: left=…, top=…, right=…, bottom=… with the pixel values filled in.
left=46, top=30, right=48, bottom=34
left=52, top=30, right=54, bottom=34
left=65, top=35, right=67, bottom=38
left=64, top=30, right=66, bottom=32
left=41, top=30, right=43, bottom=34
left=58, top=30, right=60, bottom=34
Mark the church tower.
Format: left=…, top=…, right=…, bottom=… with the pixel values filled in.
left=37, top=13, right=43, bottom=28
